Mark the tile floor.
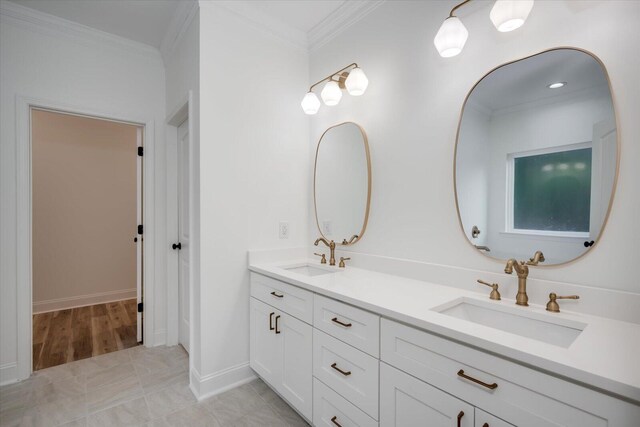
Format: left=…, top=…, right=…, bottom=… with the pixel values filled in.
left=0, top=345, right=309, bottom=427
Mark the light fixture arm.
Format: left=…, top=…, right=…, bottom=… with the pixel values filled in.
left=309, top=63, right=359, bottom=92
left=449, top=0, right=472, bottom=17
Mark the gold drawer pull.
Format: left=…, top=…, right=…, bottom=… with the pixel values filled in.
left=331, top=416, right=342, bottom=427
left=331, top=363, right=351, bottom=376
left=457, top=369, right=498, bottom=390
left=270, top=291, right=284, bottom=298
left=331, top=317, right=352, bottom=328
left=457, top=411, right=464, bottom=427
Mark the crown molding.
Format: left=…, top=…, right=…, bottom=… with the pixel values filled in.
left=308, top=0, right=385, bottom=52
left=0, top=0, right=162, bottom=61
left=160, top=0, right=198, bottom=62
left=200, top=0, right=308, bottom=52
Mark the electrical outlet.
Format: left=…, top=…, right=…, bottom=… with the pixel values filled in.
left=279, top=221, right=289, bottom=239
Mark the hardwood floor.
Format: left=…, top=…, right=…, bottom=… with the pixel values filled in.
left=32, top=299, right=138, bottom=371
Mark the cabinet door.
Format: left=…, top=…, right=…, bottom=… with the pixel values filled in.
left=277, top=311, right=313, bottom=420
left=380, top=363, right=473, bottom=427
left=250, top=297, right=280, bottom=386
left=475, top=409, right=513, bottom=427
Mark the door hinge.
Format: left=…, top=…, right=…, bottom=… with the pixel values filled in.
left=137, top=146, right=144, bottom=156
left=137, top=302, right=143, bottom=312
left=138, top=224, right=143, bottom=235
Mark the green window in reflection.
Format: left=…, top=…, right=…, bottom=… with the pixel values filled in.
left=513, top=147, right=592, bottom=232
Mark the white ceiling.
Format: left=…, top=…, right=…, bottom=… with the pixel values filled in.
left=470, top=49, right=608, bottom=112
left=9, top=0, right=348, bottom=49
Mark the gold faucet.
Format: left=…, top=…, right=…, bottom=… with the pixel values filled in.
left=504, top=251, right=545, bottom=306
left=314, top=237, right=336, bottom=266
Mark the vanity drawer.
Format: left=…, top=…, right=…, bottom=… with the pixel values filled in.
left=313, top=329, right=379, bottom=420
left=475, top=408, right=514, bottom=427
left=250, top=273, right=313, bottom=323
left=380, top=318, right=635, bottom=427
left=313, top=378, right=378, bottom=427
left=314, top=294, right=380, bottom=357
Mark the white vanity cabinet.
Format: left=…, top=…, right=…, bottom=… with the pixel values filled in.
left=249, top=291, right=313, bottom=420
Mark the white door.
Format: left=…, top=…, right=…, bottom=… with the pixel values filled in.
left=278, top=311, right=313, bottom=420
left=177, top=119, right=190, bottom=352
left=136, top=127, right=143, bottom=342
left=380, top=363, right=474, bottom=427
left=589, top=119, right=617, bottom=240
left=250, top=298, right=281, bottom=386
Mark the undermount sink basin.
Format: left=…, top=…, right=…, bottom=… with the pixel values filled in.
left=282, top=263, right=335, bottom=277
left=434, top=298, right=586, bottom=348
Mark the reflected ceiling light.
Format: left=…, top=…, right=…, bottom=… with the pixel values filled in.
left=574, top=162, right=586, bottom=170
left=433, top=1, right=535, bottom=59
left=300, top=92, right=321, bottom=115
left=542, top=164, right=554, bottom=172
left=434, top=0, right=470, bottom=58
left=321, top=81, right=343, bottom=106
left=548, top=82, right=566, bottom=89
left=558, top=163, right=569, bottom=171
left=301, top=63, right=368, bottom=115
left=490, top=0, right=534, bottom=32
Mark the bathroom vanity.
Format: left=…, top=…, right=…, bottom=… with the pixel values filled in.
left=249, top=259, right=640, bottom=426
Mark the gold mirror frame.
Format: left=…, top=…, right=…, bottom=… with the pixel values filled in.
left=314, top=122, right=372, bottom=246
left=453, top=47, right=620, bottom=267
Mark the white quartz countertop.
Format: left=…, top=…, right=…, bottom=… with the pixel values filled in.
left=249, top=259, right=640, bottom=403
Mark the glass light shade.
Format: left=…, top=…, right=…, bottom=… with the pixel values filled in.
left=321, top=81, right=343, bottom=106
left=433, top=17, right=469, bottom=58
left=345, top=67, right=369, bottom=96
left=490, top=0, right=534, bottom=32
left=301, top=91, right=321, bottom=115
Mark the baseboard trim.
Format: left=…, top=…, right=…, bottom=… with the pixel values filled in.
left=0, top=362, right=18, bottom=386
left=32, top=289, right=137, bottom=314
left=189, top=363, right=256, bottom=401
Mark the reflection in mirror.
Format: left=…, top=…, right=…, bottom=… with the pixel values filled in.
left=455, top=48, right=617, bottom=265
left=315, top=122, right=371, bottom=245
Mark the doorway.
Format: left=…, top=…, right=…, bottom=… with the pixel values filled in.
left=30, top=109, right=143, bottom=370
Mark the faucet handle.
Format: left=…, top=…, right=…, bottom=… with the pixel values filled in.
left=527, top=250, right=545, bottom=265
left=339, top=257, right=351, bottom=268
left=314, top=252, right=327, bottom=264
left=546, top=293, right=579, bottom=313
left=477, top=279, right=501, bottom=301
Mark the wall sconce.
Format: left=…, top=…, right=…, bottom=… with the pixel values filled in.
left=434, top=0, right=534, bottom=58
left=301, top=63, right=369, bottom=115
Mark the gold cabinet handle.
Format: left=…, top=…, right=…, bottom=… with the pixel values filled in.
left=275, top=315, right=281, bottom=334
left=331, top=363, right=351, bottom=376
left=457, top=369, right=498, bottom=390
left=331, top=317, right=352, bottom=328
left=457, top=411, right=464, bottom=427
left=270, top=291, right=284, bottom=298
left=269, top=312, right=275, bottom=331
left=330, top=416, right=342, bottom=427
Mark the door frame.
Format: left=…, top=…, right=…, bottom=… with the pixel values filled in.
left=165, top=90, right=194, bottom=354
left=16, top=95, right=157, bottom=381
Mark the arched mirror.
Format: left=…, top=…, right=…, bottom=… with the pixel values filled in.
left=314, top=122, right=371, bottom=245
left=455, top=48, right=617, bottom=265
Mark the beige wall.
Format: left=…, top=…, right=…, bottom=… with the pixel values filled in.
left=32, top=110, right=139, bottom=312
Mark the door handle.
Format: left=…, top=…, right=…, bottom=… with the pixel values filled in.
left=172, top=242, right=182, bottom=250
left=269, top=312, right=275, bottom=331
left=275, top=315, right=281, bottom=334
left=457, top=411, right=464, bottom=427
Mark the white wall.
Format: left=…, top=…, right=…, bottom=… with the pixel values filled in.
left=0, top=2, right=167, bottom=383
left=195, top=2, right=310, bottom=397
left=308, top=0, right=640, bottom=293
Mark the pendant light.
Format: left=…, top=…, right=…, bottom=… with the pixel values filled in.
left=345, top=67, right=369, bottom=96
left=301, top=63, right=368, bottom=115
left=300, top=91, right=321, bottom=115
left=490, top=0, right=534, bottom=32
left=434, top=0, right=471, bottom=58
